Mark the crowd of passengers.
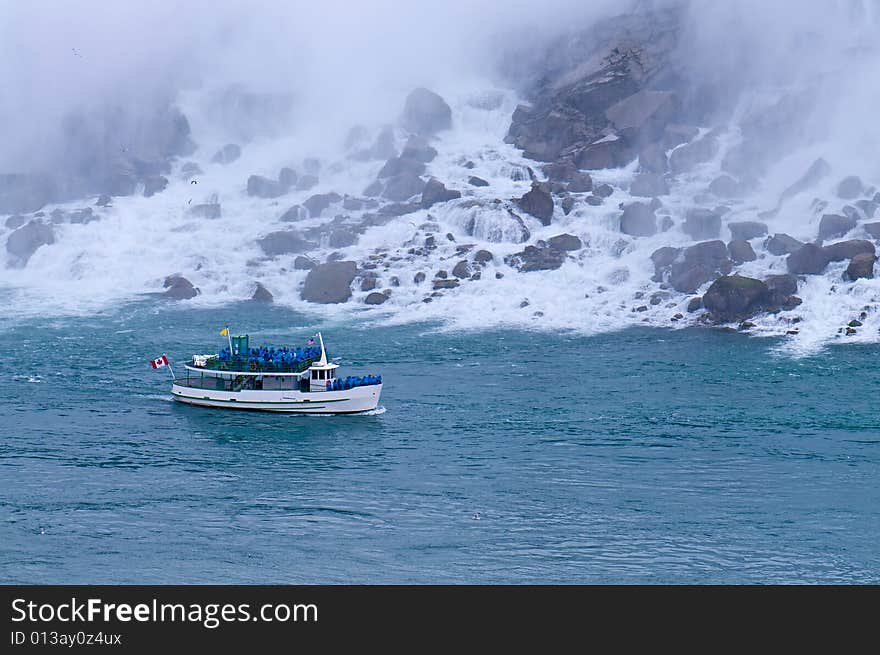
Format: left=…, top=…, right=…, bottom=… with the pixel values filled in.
left=217, top=345, right=322, bottom=369
left=328, top=375, right=381, bottom=391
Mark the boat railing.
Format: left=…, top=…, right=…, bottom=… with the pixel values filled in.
left=192, top=356, right=318, bottom=375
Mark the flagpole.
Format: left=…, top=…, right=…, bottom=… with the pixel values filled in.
left=166, top=355, right=176, bottom=380
left=226, top=326, right=234, bottom=358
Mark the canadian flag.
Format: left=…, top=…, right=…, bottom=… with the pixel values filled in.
left=150, top=354, right=169, bottom=369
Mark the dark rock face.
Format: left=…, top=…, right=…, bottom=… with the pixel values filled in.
left=846, top=253, right=876, bottom=280
left=293, top=255, right=317, bottom=270
left=251, top=282, right=273, bottom=302
left=619, top=202, right=656, bottom=236
left=728, top=239, right=757, bottom=263
left=516, top=185, right=554, bottom=225
left=413, top=271, right=426, bottom=284
left=765, top=233, right=804, bottom=255
left=605, top=89, right=678, bottom=142
left=575, top=136, right=634, bottom=169
left=301, top=261, right=358, bottom=304
left=787, top=243, right=830, bottom=274
left=823, top=239, right=875, bottom=262
left=421, top=179, right=461, bottom=209
left=303, top=192, right=342, bottom=217
left=247, top=175, right=287, bottom=198
left=686, top=296, right=702, bottom=312
left=163, top=275, right=199, bottom=300
left=211, top=144, right=241, bottom=165
left=837, top=176, right=864, bottom=200
left=433, top=278, right=460, bottom=290
left=257, top=231, right=315, bottom=256
left=682, top=208, right=721, bottom=240
left=669, top=134, right=719, bottom=174
left=864, top=222, right=880, bottom=239
left=468, top=176, right=489, bottom=187
left=378, top=156, right=425, bottom=179
left=656, top=240, right=731, bottom=293
left=594, top=183, right=614, bottom=198
left=474, top=249, right=494, bottom=264
left=401, top=88, right=452, bottom=135
left=561, top=196, right=575, bottom=214
left=547, top=233, right=582, bottom=251
left=452, top=260, right=471, bottom=278
left=377, top=201, right=421, bottom=216
left=728, top=221, right=768, bottom=241
left=400, top=136, right=438, bottom=163
left=382, top=174, right=426, bottom=202
left=365, top=292, right=388, bottom=305
left=504, top=244, right=568, bottom=272
left=818, top=213, right=857, bottom=240
left=189, top=203, right=221, bottom=219
left=764, top=274, right=798, bottom=301
left=328, top=228, right=358, bottom=248
left=280, top=205, right=308, bottom=222
left=638, top=142, right=668, bottom=174
left=363, top=180, right=383, bottom=197
left=6, top=220, right=54, bottom=266
left=143, top=175, right=168, bottom=197
left=630, top=172, right=669, bottom=197
left=702, top=275, right=769, bottom=322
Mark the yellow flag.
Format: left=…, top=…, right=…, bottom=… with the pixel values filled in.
left=219, top=328, right=228, bottom=336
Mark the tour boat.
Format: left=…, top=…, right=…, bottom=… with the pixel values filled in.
left=167, top=332, right=383, bottom=414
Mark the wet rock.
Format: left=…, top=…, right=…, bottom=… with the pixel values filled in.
left=69, top=208, right=96, bottom=224
left=468, top=176, right=489, bottom=187
left=638, top=142, right=668, bottom=174
left=547, top=233, right=582, bottom=251
left=400, top=136, right=438, bottom=163
left=4, top=214, right=26, bottom=230
left=163, top=274, right=199, bottom=300
left=435, top=269, right=447, bottom=278
left=211, top=143, right=241, bottom=165
left=350, top=126, right=397, bottom=161
left=686, top=296, right=702, bottom=312
left=189, top=203, right=221, bottom=219
left=682, top=208, right=721, bottom=240
left=606, top=90, right=678, bottom=143
left=504, top=245, right=567, bottom=272
left=516, top=184, right=554, bottom=225
left=278, top=167, right=298, bottom=188
left=708, top=174, right=743, bottom=198
left=251, top=282, right=273, bottom=302
left=304, top=192, right=342, bottom=218
left=452, top=260, right=471, bottom=278
left=668, top=240, right=732, bottom=293
left=378, top=156, right=426, bottom=179
left=787, top=243, right=830, bottom=274
left=6, top=220, right=54, bottom=266
left=433, top=278, right=460, bottom=290
left=619, top=202, right=656, bottom=237
left=575, top=135, right=634, bottom=170
left=728, top=221, right=768, bottom=241
left=474, top=249, right=494, bottom=264
left=765, top=233, right=804, bottom=255
left=401, top=88, right=452, bottom=135
left=362, top=180, right=384, bottom=197
left=702, top=275, right=769, bottom=322
left=846, top=253, right=876, bottom=280
left=585, top=195, right=603, bottom=206
left=382, top=174, right=426, bottom=202
left=301, top=261, right=358, bottom=304
left=389, top=276, right=400, bottom=287
left=630, top=172, right=669, bottom=197
left=764, top=274, right=799, bottom=304
left=728, top=239, right=757, bottom=263
left=837, top=176, right=864, bottom=200
left=864, top=222, right=880, bottom=240
left=257, top=231, right=315, bottom=256
left=842, top=205, right=861, bottom=222
left=295, top=174, right=319, bottom=191
left=328, top=228, right=358, bottom=248
left=823, top=239, right=875, bottom=262
left=413, top=271, right=426, bottom=284
left=365, top=292, right=387, bottom=305
left=561, top=196, right=575, bottom=215
left=280, top=205, right=308, bottom=222
left=650, top=246, right=681, bottom=282
left=342, top=196, right=364, bottom=211
left=854, top=199, right=877, bottom=219
left=95, top=194, right=112, bottom=207
left=360, top=274, right=378, bottom=291
left=378, top=202, right=421, bottom=216
left=776, top=158, right=831, bottom=207
left=293, top=255, right=317, bottom=270
left=818, top=213, right=857, bottom=241
left=593, top=183, right=614, bottom=198
left=669, top=134, right=719, bottom=174
left=143, top=175, right=168, bottom=197
left=421, top=179, right=461, bottom=209
left=247, top=175, right=286, bottom=198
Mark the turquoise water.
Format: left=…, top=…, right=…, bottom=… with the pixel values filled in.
left=1, top=301, right=879, bottom=583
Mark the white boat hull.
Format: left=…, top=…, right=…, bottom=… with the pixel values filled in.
left=170, top=382, right=383, bottom=414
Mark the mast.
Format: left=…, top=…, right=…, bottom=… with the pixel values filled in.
left=317, top=332, right=328, bottom=366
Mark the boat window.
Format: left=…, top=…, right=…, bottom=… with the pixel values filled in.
left=311, top=370, right=317, bottom=380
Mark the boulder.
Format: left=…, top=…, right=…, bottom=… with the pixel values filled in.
left=702, top=275, right=769, bottom=322
left=864, top=222, right=880, bottom=239
left=728, top=221, right=768, bottom=241
left=401, top=88, right=452, bottom=135
left=547, top=233, right=582, bottom=251
left=452, top=260, right=471, bottom=278
left=728, top=240, right=757, bottom=263
left=468, top=176, right=489, bottom=187
left=433, top=279, right=460, bottom=290
left=301, top=261, right=358, bottom=304
left=818, top=213, right=856, bottom=240
left=605, top=90, right=678, bottom=143
left=619, top=202, right=656, bottom=237
left=303, top=192, right=342, bottom=218
left=574, top=135, right=634, bottom=170
left=682, top=208, right=721, bottom=240
left=638, top=142, right=669, bottom=174
left=280, top=205, right=308, bottom=222
left=293, top=255, right=317, bottom=270
left=211, top=143, right=241, bottom=165
left=382, top=174, right=426, bottom=202
left=95, top=194, right=112, bottom=207
left=377, top=202, right=421, bottom=216
left=668, top=240, right=731, bottom=293
left=360, top=273, right=378, bottom=291
left=413, top=271, right=426, bottom=284
left=504, top=245, right=568, bottom=272
left=247, top=175, right=286, bottom=198
left=593, top=183, right=614, bottom=198
left=365, top=292, right=388, bottom=305
left=650, top=246, right=681, bottom=281
left=279, top=167, right=298, bottom=188
left=686, top=297, right=702, bottom=312
left=516, top=185, right=554, bottom=225
left=189, top=203, right=221, bottom=219
left=630, top=172, right=669, bottom=197
left=854, top=199, right=878, bottom=219
left=787, top=243, right=830, bottom=274
left=143, top=175, right=168, bottom=197
left=765, top=233, right=803, bottom=255
left=823, top=239, right=875, bottom=262
left=764, top=274, right=799, bottom=302
left=421, top=179, right=461, bottom=209
left=163, top=274, right=199, bottom=300
left=561, top=196, right=575, bottom=215
left=669, top=135, right=719, bottom=174
left=5, top=220, right=54, bottom=266
left=846, top=253, right=876, bottom=280
left=352, top=126, right=397, bottom=161
left=251, top=282, right=273, bottom=302
left=837, top=176, right=864, bottom=200
left=708, top=174, right=743, bottom=198
left=400, top=136, right=438, bottom=163
left=4, top=214, right=26, bottom=230
left=474, top=249, right=494, bottom=264
left=378, top=156, right=426, bottom=179
left=257, top=231, right=315, bottom=256
left=295, top=174, right=319, bottom=191
left=328, top=228, right=358, bottom=248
